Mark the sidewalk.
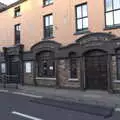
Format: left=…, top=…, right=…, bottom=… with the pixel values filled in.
left=17, top=85, right=120, bottom=108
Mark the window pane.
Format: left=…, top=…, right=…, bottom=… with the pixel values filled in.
left=114, top=10, right=120, bottom=25
left=76, top=6, right=81, bottom=18
left=45, top=16, right=49, bottom=26
left=77, top=19, right=82, bottom=30
left=49, top=0, right=53, bottom=4
left=1, top=63, right=6, bottom=73
left=50, top=15, right=53, bottom=25
left=82, top=4, right=87, bottom=17
left=25, top=62, right=32, bottom=73
left=113, top=0, right=120, bottom=9
left=106, top=0, right=113, bottom=11
left=83, top=18, right=88, bottom=28
left=106, top=12, right=113, bottom=26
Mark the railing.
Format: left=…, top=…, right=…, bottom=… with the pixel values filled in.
left=0, top=74, right=18, bottom=89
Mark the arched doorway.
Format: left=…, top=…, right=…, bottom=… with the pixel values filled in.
left=84, top=50, right=108, bottom=90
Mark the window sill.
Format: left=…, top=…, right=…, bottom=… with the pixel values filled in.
left=68, top=78, right=79, bottom=82
left=14, top=15, right=21, bottom=18
left=74, top=29, right=90, bottom=35
left=104, top=25, right=120, bottom=30
left=42, top=3, right=53, bottom=7
left=43, top=36, right=55, bottom=40
left=36, top=77, right=56, bottom=80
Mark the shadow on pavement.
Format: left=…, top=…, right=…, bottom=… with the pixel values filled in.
left=30, top=97, right=114, bottom=118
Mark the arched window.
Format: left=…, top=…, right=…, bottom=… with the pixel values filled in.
left=37, top=51, right=55, bottom=77
left=69, top=52, right=77, bottom=79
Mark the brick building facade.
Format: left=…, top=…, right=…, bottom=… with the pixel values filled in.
left=0, top=0, right=120, bottom=92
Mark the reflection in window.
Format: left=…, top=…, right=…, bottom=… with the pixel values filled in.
left=14, top=6, right=20, bottom=17
left=44, top=14, right=53, bottom=38
left=37, top=51, right=55, bottom=78
left=25, top=62, right=32, bottom=73
left=75, top=3, right=88, bottom=31
left=43, top=0, right=53, bottom=6
left=105, top=0, right=120, bottom=27
left=1, top=63, right=6, bottom=73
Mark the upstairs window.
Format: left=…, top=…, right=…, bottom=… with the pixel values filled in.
left=14, top=6, right=20, bottom=17
left=15, top=24, right=21, bottom=44
left=105, top=0, right=120, bottom=27
left=43, top=0, right=53, bottom=6
left=75, top=3, right=88, bottom=32
left=44, top=14, right=53, bottom=38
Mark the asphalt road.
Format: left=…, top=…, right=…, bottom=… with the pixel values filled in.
left=0, top=92, right=119, bottom=120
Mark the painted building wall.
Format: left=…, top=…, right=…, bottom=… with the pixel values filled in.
left=0, top=0, right=120, bottom=51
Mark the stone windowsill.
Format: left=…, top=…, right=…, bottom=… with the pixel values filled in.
left=36, top=77, right=56, bottom=80
left=104, top=25, right=120, bottom=30
left=68, top=78, right=79, bottom=82
left=42, top=3, right=53, bottom=7
left=112, top=80, right=120, bottom=83
left=73, top=29, right=90, bottom=35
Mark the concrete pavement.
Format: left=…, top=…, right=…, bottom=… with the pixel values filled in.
left=17, top=85, right=120, bottom=108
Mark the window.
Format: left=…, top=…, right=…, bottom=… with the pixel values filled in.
left=15, top=24, right=21, bottom=44
left=105, top=0, right=120, bottom=27
left=69, top=52, right=77, bottom=79
left=75, top=3, right=88, bottom=32
left=44, top=14, right=53, bottom=38
left=43, top=0, right=53, bottom=6
left=37, top=51, right=55, bottom=77
left=24, top=62, right=32, bottom=73
left=1, top=63, right=6, bottom=73
left=14, top=6, right=20, bottom=17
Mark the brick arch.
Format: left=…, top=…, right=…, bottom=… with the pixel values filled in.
left=31, top=40, right=61, bottom=58
left=76, top=32, right=116, bottom=44
left=83, top=49, right=107, bottom=56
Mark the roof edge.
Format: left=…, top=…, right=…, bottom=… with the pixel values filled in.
left=0, top=0, right=27, bottom=12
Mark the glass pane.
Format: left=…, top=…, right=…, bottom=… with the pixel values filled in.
left=83, top=18, right=88, bottom=28
left=45, top=0, right=49, bottom=5
left=25, top=62, right=31, bottom=73
left=45, top=16, right=49, bottom=26
left=50, top=15, right=53, bottom=25
left=77, top=19, right=82, bottom=30
left=1, top=63, right=6, bottom=73
left=106, top=12, right=113, bottom=26
left=113, top=0, right=120, bottom=9
left=76, top=6, right=82, bottom=18
left=82, top=4, right=87, bottom=17
left=49, top=0, right=53, bottom=4
left=114, top=10, right=120, bottom=25
left=106, top=0, right=113, bottom=11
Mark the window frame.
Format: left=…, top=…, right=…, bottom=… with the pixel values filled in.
left=43, top=0, right=53, bottom=6
left=105, top=0, right=120, bottom=28
left=14, top=6, right=21, bottom=18
left=69, top=52, right=78, bottom=79
left=43, top=14, right=53, bottom=39
left=37, top=51, right=55, bottom=78
left=24, top=61, right=32, bottom=73
left=75, top=3, right=88, bottom=32
left=1, top=63, right=6, bottom=74
left=14, top=24, right=21, bottom=45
